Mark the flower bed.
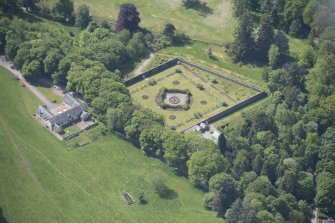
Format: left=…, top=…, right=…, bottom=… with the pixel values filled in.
left=156, top=88, right=192, bottom=110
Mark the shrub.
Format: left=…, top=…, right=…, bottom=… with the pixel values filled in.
left=221, top=101, right=228, bottom=107
left=211, top=78, right=218, bottom=84
left=138, top=191, right=147, bottom=204
left=194, top=112, right=202, bottom=119
left=175, top=68, right=182, bottom=73
left=148, top=79, right=157, bottom=86
left=182, top=0, right=201, bottom=9
left=196, top=83, right=204, bottom=90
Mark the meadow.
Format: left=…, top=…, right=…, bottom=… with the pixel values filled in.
left=41, top=0, right=307, bottom=85
left=0, top=67, right=222, bottom=223
left=129, top=64, right=259, bottom=131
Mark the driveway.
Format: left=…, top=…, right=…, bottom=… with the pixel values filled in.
left=0, top=56, right=56, bottom=109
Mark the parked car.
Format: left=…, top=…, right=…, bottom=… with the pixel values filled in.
left=10, top=65, right=16, bottom=70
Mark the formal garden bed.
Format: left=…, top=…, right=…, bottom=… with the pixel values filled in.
left=127, top=60, right=265, bottom=132
left=156, top=88, right=192, bottom=110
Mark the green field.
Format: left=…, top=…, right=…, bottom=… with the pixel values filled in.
left=129, top=64, right=259, bottom=131
left=70, top=0, right=236, bottom=42
left=0, top=67, right=222, bottom=223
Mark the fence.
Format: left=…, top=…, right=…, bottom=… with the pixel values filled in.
left=124, top=58, right=179, bottom=87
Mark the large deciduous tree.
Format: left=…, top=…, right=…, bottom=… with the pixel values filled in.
left=116, top=3, right=140, bottom=32
left=51, top=0, right=74, bottom=23
left=187, top=148, right=226, bottom=185
left=315, top=171, right=335, bottom=217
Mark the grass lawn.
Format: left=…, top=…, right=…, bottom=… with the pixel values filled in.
left=129, top=65, right=259, bottom=131
left=35, top=84, right=63, bottom=104
left=0, top=66, right=222, bottom=223
left=158, top=41, right=266, bottom=83
left=61, top=124, right=81, bottom=137
left=214, top=96, right=272, bottom=129
left=70, top=0, right=236, bottom=42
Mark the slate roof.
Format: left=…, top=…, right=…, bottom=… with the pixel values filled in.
left=36, top=93, right=88, bottom=130
left=36, top=105, right=53, bottom=120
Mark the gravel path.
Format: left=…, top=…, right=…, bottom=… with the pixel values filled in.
left=134, top=49, right=155, bottom=76
left=0, top=56, right=56, bottom=109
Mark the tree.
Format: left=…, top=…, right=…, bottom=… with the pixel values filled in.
left=0, top=0, right=17, bottom=13
left=43, top=50, right=63, bottom=76
left=208, top=173, right=239, bottom=212
left=255, top=14, right=274, bottom=63
left=273, top=31, right=289, bottom=55
left=21, top=60, right=42, bottom=79
left=116, top=3, right=140, bottom=32
left=239, top=171, right=258, bottom=192
left=282, top=0, right=310, bottom=37
left=256, top=210, right=276, bottom=223
left=75, top=4, right=91, bottom=29
left=139, top=125, right=164, bottom=157
left=124, top=107, right=164, bottom=140
left=268, top=44, right=279, bottom=69
left=162, top=130, right=188, bottom=171
left=233, top=149, right=251, bottom=178
left=228, top=13, right=255, bottom=63
left=246, top=176, right=276, bottom=196
left=225, top=199, right=257, bottom=223
left=232, top=0, right=253, bottom=17
left=0, top=27, right=7, bottom=54
left=107, top=102, right=134, bottom=131
left=307, top=53, right=335, bottom=98
left=182, top=0, right=201, bottom=9
left=187, top=148, right=226, bottom=185
left=184, top=131, right=218, bottom=154
left=163, top=23, right=176, bottom=39
left=51, top=0, right=74, bottom=23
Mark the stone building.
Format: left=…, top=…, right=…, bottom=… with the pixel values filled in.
left=36, top=93, right=90, bottom=133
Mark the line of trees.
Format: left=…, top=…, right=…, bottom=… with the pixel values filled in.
left=217, top=0, right=335, bottom=221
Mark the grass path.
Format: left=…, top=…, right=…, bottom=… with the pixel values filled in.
left=134, top=49, right=155, bottom=76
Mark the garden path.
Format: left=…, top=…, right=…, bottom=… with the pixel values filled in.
left=134, top=49, right=155, bottom=76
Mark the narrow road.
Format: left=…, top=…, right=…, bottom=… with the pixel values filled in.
left=134, top=49, right=155, bottom=76
left=0, top=56, right=56, bottom=109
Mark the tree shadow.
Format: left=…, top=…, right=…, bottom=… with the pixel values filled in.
left=185, top=1, right=214, bottom=17
left=16, top=10, right=43, bottom=23
left=197, top=2, right=214, bottom=17
left=0, top=208, right=9, bottom=223
left=157, top=187, right=178, bottom=200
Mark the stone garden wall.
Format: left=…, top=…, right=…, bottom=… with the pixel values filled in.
left=124, top=58, right=179, bottom=87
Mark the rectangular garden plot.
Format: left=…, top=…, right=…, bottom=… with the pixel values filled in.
left=127, top=59, right=266, bottom=132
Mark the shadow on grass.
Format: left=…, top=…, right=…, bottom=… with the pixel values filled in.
left=157, top=186, right=178, bottom=200
left=184, top=1, right=213, bottom=17
left=16, top=10, right=43, bottom=23
left=0, top=208, right=9, bottom=223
